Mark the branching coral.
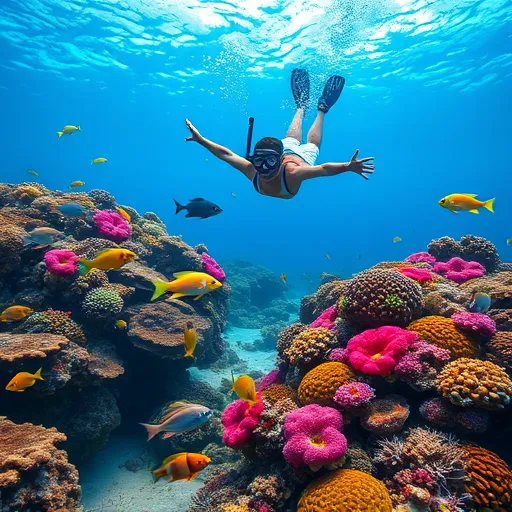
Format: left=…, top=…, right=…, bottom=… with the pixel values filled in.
left=283, top=327, right=338, bottom=368
left=222, top=400, right=264, bottom=449
left=451, top=311, right=496, bottom=338
left=360, top=395, right=410, bottom=435
left=44, top=249, right=79, bottom=277
left=93, top=210, right=131, bottom=242
left=82, top=287, right=124, bottom=319
left=420, top=398, right=488, bottom=433
left=433, top=257, right=485, bottom=284
left=334, top=382, right=375, bottom=411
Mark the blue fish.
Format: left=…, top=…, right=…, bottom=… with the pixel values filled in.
left=56, top=202, right=87, bottom=216
left=469, top=292, right=491, bottom=314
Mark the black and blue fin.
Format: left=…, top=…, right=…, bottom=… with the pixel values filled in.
left=318, top=75, right=345, bottom=113
left=291, top=68, right=310, bottom=109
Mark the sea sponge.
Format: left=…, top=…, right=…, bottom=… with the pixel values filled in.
left=261, top=384, right=296, bottom=405
left=334, top=382, right=375, bottom=411
left=339, top=269, right=423, bottom=328
left=451, top=311, right=496, bottom=338
left=201, top=252, right=226, bottom=282
left=93, top=210, right=131, bottom=242
left=360, top=395, right=410, bottom=434
left=487, top=331, right=512, bottom=372
left=298, top=362, right=355, bottom=406
left=341, top=326, right=417, bottom=376
left=297, top=469, right=392, bottom=512
left=408, top=315, right=479, bottom=359
left=276, top=323, right=308, bottom=357
left=221, top=400, right=264, bottom=449
left=283, top=404, right=347, bottom=470
left=283, top=327, right=338, bottom=368
left=82, top=287, right=124, bottom=319
left=44, top=249, right=79, bottom=277
left=437, top=358, right=512, bottom=410
left=462, top=446, right=512, bottom=511
left=405, top=252, right=436, bottom=265
left=433, top=257, right=485, bottom=284
left=310, top=306, right=337, bottom=330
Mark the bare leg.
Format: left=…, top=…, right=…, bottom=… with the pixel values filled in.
left=307, top=111, right=325, bottom=147
left=286, top=108, right=305, bottom=141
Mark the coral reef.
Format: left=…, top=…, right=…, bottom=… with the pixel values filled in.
left=260, top=384, right=295, bottom=405
left=282, top=327, right=338, bottom=369
left=451, top=311, right=496, bottom=338
left=360, top=395, right=410, bottom=434
left=222, top=400, right=265, bottom=449
left=487, top=331, right=512, bottom=372
left=433, top=257, right=485, bottom=283
left=309, top=306, right=337, bottom=330
left=201, top=252, right=226, bottom=281
left=92, top=209, right=131, bottom=242
left=333, top=382, right=375, bottom=411
left=43, top=249, right=79, bottom=277
left=300, top=280, right=348, bottom=324
left=405, top=252, right=436, bottom=265
left=82, top=286, right=124, bottom=319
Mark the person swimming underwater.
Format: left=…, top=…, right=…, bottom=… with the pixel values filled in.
left=185, top=69, right=374, bottom=199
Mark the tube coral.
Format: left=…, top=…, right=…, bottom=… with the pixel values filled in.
left=310, top=306, right=337, bottom=330
left=43, top=249, right=79, bottom=277
left=333, top=382, right=375, bottom=411
left=201, top=252, right=226, bottom=282
left=451, top=311, right=496, bottom=338
left=433, top=257, right=485, bottom=284
left=221, top=399, right=264, bottom=449
left=282, top=404, right=347, bottom=470
left=93, top=210, right=131, bottom=242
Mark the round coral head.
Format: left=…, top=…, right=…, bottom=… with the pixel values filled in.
left=93, top=210, right=131, bottom=243
left=44, top=249, right=79, bottom=277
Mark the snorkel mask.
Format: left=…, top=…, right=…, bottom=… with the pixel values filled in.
left=245, top=117, right=282, bottom=176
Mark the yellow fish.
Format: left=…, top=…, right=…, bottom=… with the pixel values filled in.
left=115, top=319, right=127, bottom=329
left=57, top=125, right=80, bottom=137
left=6, top=368, right=44, bottom=392
left=151, top=271, right=222, bottom=302
left=230, top=373, right=259, bottom=405
left=91, top=157, right=107, bottom=165
left=27, top=169, right=38, bottom=177
left=79, top=248, right=136, bottom=275
left=0, top=306, right=34, bottom=322
left=393, top=236, right=402, bottom=243
left=438, top=194, right=495, bottom=215
left=184, top=321, right=197, bottom=359
left=231, top=192, right=236, bottom=198
left=68, top=180, right=85, bottom=189
left=507, top=238, right=512, bottom=245
left=281, top=273, right=286, bottom=284
left=115, top=206, right=131, bottom=223
left=324, top=254, right=331, bottom=260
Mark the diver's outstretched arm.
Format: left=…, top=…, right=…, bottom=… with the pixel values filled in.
left=185, top=119, right=256, bottom=181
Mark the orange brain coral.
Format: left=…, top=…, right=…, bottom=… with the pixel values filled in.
left=408, top=315, right=479, bottom=359
left=462, top=446, right=512, bottom=511
left=261, top=384, right=296, bottom=405
left=298, top=362, right=355, bottom=406
left=297, top=469, right=392, bottom=512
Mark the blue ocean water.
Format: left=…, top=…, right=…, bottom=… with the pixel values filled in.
left=1, top=0, right=511, bottom=287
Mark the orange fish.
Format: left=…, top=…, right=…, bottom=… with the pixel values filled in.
left=281, top=273, right=286, bottom=284
left=438, top=194, right=495, bottom=215
left=152, top=452, right=211, bottom=483
left=78, top=248, right=136, bottom=274
left=230, top=373, right=259, bottom=405
left=184, top=321, right=197, bottom=359
left=115, top=206, right=131, bottom=223
left=0, top=306, right=34, bottom=322
left=6, top=368, right=44, bottom=392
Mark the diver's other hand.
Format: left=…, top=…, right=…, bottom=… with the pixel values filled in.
left=185, top=119, right=203, bottom=143
left=347, top=149, right=374, bottom=180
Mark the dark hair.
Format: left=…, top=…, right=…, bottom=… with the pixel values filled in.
left=254, top=137, right=283, bottom=154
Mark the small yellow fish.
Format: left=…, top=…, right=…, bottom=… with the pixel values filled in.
left=91, top=157, right=107, bottom=165
left=231, top=192, right=236, bottom=198
left=324, top=254, right=331, bottom=260
left=115, top=206, right=131, bottom=223
left=507, top=238, right=512, bottom=245
left=184, top=321, right=197, bottom=359
left=230, top=373, right=259, bottom=405
left=281, top=273, right=286, bottom=284
left=0, top=306, right=34, bottom=322
left=27, top=169, right=38, bottom=177
left=151, top=271, right=222, bottom=302
left=115, top=319, right=127, bottom=329
left=393, top=236, right=402, bottom=243
left=68, top=180, right=85, bottom=189
left=6, top=368, right=44, bottom=392
left=79, top=248, right=136, bottom=275
left=57, top=125, right=81, bottom=137
left=438, top=194, right=495, bottom=215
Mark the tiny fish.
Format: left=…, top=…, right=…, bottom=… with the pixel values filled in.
left=57, top=125, right=80, bottom=137
left=91, top=157, right=107, bottom=165
left=324, top=254, right=331, bottom=260
left=27, top=169, right=38, bottom=177
left=6, top=368, right=44, bottom=392
left=174, top=198, right=222, bottom=219
left=281, top=273, right=286, bottom=284
left=140, top=402, right=213, bottom=441
left=68, top=180, right=85, bottom=189
left=151, top=271, right=222, bottom=302
left=507, top=239, right=512, bottom=245
left=79, top=248, right=136, bottom=275
left=303, top=273, right=309, bottom=279
left=22, top=227, right=65, bottom=247
left=231, top=192, right=236, bottom=198
left=438, top=194, right=495, bottom=215
left=115, top=319, right=127, bottom=329
left=357, top=255, right=361, bottom=260
left=152, top=453, right=211, bottom=484
left=56, top=202, right=87, bottom=217
left=469, top=292, right=492, bottom=314
left=184, top=321, right=197, bottom=359
left=0, top=305, right=34, bottom=322
left=393, top=236, right=402, bottom=243
left=230, top=373, right=259, bottom=405
left=115, top=206, right=131, bottom=223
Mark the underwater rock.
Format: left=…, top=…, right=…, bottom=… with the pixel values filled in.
left=300, top=280, right=347, bottom=324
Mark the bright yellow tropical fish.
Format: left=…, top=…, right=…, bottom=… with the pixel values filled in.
left=184, top=321, right=197, bottom=359
left=91, top=157, right=107, bottom=165
left=115, top=319, right=127, bottom=329
left=6, top=368, right=44, bottom=392
left=0, top=306, right=34, bottom=322
left=27, top=169, right=38, bottom=177
left=79, top=248, right=136, bottom=274
left=68, top=180, right=85, bottom=189
left=57, top=125, right=80, bottom=137
left=230, top=373, right=259, bottom=405
left=115, top=206, right=131, bottom=223
left=151, top=271, right=222, bottom=302
left=393, top=236, right=402, bottom=243
left=507, top=238, right=512, bottom=245
left=438, top=194, right=495, bottom=215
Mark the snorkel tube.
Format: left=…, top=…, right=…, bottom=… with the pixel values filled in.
left=245, top=117, right=254, bottom=160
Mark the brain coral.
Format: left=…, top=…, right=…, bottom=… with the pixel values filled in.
left=297, top=469, right=392, bottom=512
left=339, top=269, right=423, bottom=328
left=283, top=327, right=338, bottom=368
left=437, top=358, right=512, bottom=410
left=261, top=384, right=296, bottom=405
left=298, top=362, right=355, bottom=406
left=462, top=445, right=512, bottom=511
left=82, top=287, right=124, bottom=319
left=408, top=315, right=479, bottom=359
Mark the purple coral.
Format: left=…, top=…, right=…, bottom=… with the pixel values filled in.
left=395, top=340, right=451, bottom=391
left=93, top=210, right=131, bottom=242
left=420, top=398, right=488, bottom=433
left=200, top=252, right=225, bottom=282
left=405, top=252, right=436, bottom=265
left=310, top=306, right=337, bottom=331
left=432, top=257, right=485, bottom=284
left=257, top=369, right=281, bottom=392
left=329, top=347, right=346, bottom=362
left=451, top=311, right=496, bottom=338
left=334, top=382, right=375, bottom=411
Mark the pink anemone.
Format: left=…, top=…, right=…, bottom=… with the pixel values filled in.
left=93, top=210, right=131, bottom=243
left=221, top=399, right=264, bottom=449
left=44, top=249, right=79, bottom=277
left=433, top=257, right=485, bottom=284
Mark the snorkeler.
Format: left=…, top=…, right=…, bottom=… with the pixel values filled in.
left=185, top=69, right=374, bottom=199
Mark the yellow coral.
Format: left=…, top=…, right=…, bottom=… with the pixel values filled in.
left=298, top=362, right=355, bottom=406
left=261, top=384, right=296, bottom=405
left=408, top=315, right=479, bottom=359
left=283, top=327, right=338, bottom=368
left=14, top=185, right=44, bottom=201
left=297, top=469, right=392, bottom=512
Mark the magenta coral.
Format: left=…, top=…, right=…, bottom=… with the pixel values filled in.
left=405, top=252, right=436, bottom=265
left=310, top=306, right=338, bottom=331
left=222, top=399, right=264, bottom=449
left=200, top=252, right=226, bottom=282
left=342, top=326, right=418, bottom=376
left=451, top=311, right=496, bottom=338
left=329, top=348, right=346, bottom=362
left=334, top=382, right=375, bottom=411
left=432, top=257, right=485, bottom=284
left=93, top=210, right=131, bottom=243
left=257, top=369, right=281, bottom=392
left=397, top=267, right=434, bottom=284
left=44, top=249, right=79, bottom=277
left=282, top=404, right=347, bottom=470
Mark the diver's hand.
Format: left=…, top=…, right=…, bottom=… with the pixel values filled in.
left=346, top=150, right=375, bottom=180
left=185, top=119, right=203, bottom=143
